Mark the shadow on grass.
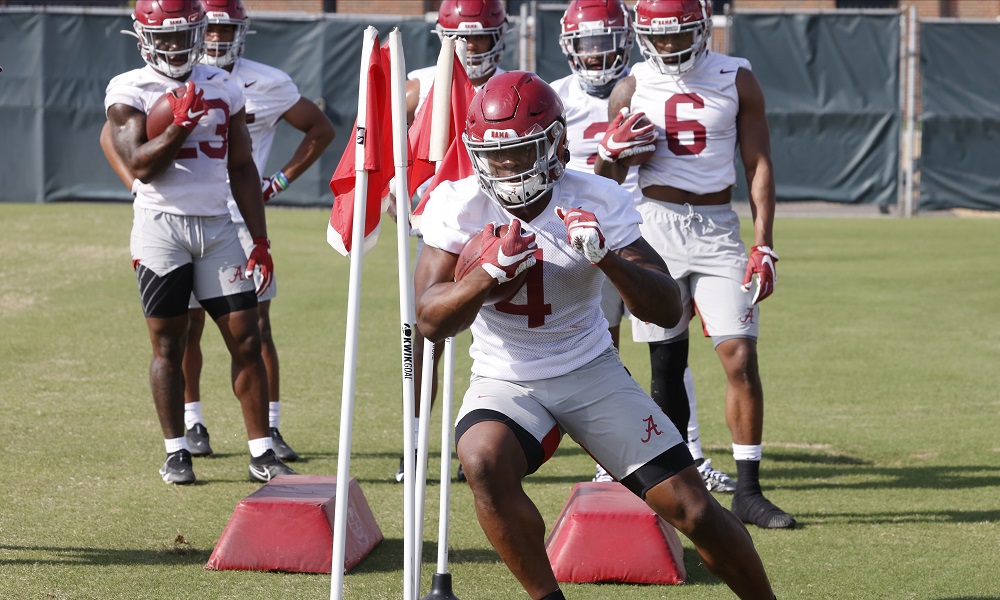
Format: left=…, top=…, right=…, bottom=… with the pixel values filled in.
left=0, top=543, right=211, bottom=567
left=346, top=537, right=504, bottom=575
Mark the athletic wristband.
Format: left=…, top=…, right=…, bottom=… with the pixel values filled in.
left=272, top=170, right=289, bottom=191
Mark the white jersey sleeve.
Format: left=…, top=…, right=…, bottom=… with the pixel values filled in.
left=105, top=65, right=245, bottom=217
left=421, top=170, right=641, bottom=381
left=226, top=58, right=301, bottom=223
left=631, top=52, right=751, bottom=195
left=550, top=73, right=642, bottom=204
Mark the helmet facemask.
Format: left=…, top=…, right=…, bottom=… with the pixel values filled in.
left=465, top=120, right=567, bottom=209
left=202, top=15, right=249, bottom=69
left=436, top=22, right=507, bottom=80
left=560, top=27, right=632, bottom=97
left=131, top=17, right=207, bottom=79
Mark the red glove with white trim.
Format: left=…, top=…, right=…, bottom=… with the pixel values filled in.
left=246, top=236, right=274, bottom=296
left=261, top=170, right=289, bottom=202
left=742, top=245, right=778, bottom=304
left=478, top=219, right=537, bottom=283
left=168, top=81, right=206, bottom=132
left=597, top=107, right=657, bottom=163
left=555, top=206, right=608, bottom=264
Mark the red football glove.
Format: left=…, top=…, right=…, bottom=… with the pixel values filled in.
left=597, top=107, right=657, bottom=163
left=478, top=219, right=537, bottom=283
left=742, top=245, right=779, bottom=304
left=246, top=236, right=274, bottom=296
left=261, top=170, right=289, bottom=202
left=168, top=81, right=206, bottom=132
left=555, top=206, right=608, bottom=264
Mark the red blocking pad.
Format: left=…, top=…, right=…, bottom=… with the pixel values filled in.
left=206, top=475, right=383, bottom=574
left=545, top=482, right=686, bottom=584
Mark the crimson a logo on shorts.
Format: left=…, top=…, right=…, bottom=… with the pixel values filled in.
left=739, top=307, right=754, bottom=325
left=640, top=415, right=664, bottom=444
left=228, top=265, right=246, bottom=284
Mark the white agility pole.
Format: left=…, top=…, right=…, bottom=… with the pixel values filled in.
left=331, top=25, right=378, bottom=600
left=422, top=36, right=463, bottom=600
left=414, top=34, right=457, bottom=597
left=387, top=28, right=418, bottom=600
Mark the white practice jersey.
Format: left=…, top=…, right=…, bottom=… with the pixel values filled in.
left=105, top=64, right=245, bottom=217
left=420, top=170, right=642, bottom=381
left=549, top=73, right=641, bottom=204
left=408, top=65, right=506, bottom=116
left=630, top=52, right=751, bottom=195
left=225, top=58, right=301, bottom=223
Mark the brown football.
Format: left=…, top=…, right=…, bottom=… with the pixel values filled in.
left=454, top=224, right=529, bottom=306
left=145, top=86, right=186, bottom=140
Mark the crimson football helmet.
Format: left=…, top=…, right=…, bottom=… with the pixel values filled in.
left=129, top=0, right=207, bottom=78
left=463, top=71, right=567, bottom=208
left=633, top=0, right=712, bottom=76
left=201, top=0, right=250, bottom=69
left=559, top=0, right=633, bottom=97
left=436, top=0, right=508, bottom=80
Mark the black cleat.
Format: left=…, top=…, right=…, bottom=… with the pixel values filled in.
left=731, top=491, right=796, bottom=529
left=270, top=427, right=299, bottom=462
left=185, top=423, right=213, bottom=457
left=249, top=449, right=297, bottom=482
left=159, top=450, right=196, bottom=485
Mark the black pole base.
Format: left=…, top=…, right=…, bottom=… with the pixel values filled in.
left=421, top=572, right=460, bottom=600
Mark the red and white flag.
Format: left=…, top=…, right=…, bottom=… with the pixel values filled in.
left=407, top=53, right=478, bottom=229
left=327, top=37, right=395, bottom=256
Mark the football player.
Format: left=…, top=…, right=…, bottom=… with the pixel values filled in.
left=414, top=70, right=776, bottom=600
left=102, top=0, right=295, bottom=484
left=552, top=0, right=736, bottom=492
left=595, top=0, right=792, bottom=529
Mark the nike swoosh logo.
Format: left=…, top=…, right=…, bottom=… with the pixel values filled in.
left=604, top=136, right=654, bottom=151
left=207, top=72, right=219, bottom=80
left=720, top=69, right=737, bottom=74
left=249, top=464, right=272, bottom=481
left=496, top=246, right=534, bottom=267
left=244, top=80, right=257, bottom=88
left=187, top=108, right=205, bottom=119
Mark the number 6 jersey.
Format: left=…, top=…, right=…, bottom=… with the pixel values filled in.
left=104, top=64, right=245, bottom=217
left=630, top=51, right=751, bottom=195
left=420, top=170, right=642, bottom=382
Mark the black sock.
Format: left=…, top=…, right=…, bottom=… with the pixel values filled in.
left=735, top=459, right=762, bottom=494
left=539, top=590, right=566, bottom=600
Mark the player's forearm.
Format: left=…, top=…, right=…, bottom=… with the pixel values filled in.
left=602, top=246, right=682, bottom=329
left=282, top=127, right=334, bottom=182
left=594, top=155, right=628, bottom=184
left=231, top=162, right=267, bottom=238
left=416, top=278, right=493, bottom=342
left=746, top=161, right=776, bottom=247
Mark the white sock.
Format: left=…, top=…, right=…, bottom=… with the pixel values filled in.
left=165, top=436, right=189, bottom=454
left=732, top=443, right=762, bottom=462
left=269, top=402, right=281, bottom=429
left=248, top=436, right=274, bottom=458
left=184, top=402, right=204, bottom=430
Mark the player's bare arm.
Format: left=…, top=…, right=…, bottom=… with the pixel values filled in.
left=602, top=237, right=682, bottom=330
left=277, top=97, right=335, bottom=182
left=99, top=120, right=136, bottom=190
left=106, top=103, right=190, bottom=183
left=414, top=245, right=489, bottom=342
left=405, top=79, right=421, bottom=124
left=593, top=74, right=636, bottom=183
left=736, top=67, right=775, bottom=248
left=227, top=107, right=266, bottom=238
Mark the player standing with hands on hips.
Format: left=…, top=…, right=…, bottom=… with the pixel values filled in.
left=595, top=0, right=792, bottom=529
left=103, top=0, right=295, bottom=484
left=414, top=70, right=777, bottom=600
left=101, top=0, right=335, bottom=463
left=552, top=0, right=737, bottom=492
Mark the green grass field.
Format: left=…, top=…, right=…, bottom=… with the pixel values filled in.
left=2, top=202, right=998, bottom=599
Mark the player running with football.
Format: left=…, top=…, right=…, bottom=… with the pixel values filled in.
left=103, top=0, right=295, bottom=484
left=595, top=0, right=792, bottom=529
left=551, top=0, right=736, bottom=492
left=413, top=70, right=776, bottom=600
left=101, top=0, right=335, bottom=463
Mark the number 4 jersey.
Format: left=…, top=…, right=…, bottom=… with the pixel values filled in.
left=104, top=64, right=246, bottom=217
left=420, top=170, right=642, bottom=382
left=630, top=51, right=751, bottom=195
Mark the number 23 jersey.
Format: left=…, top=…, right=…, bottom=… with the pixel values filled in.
left=420, top=170, right=642, bottom=382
